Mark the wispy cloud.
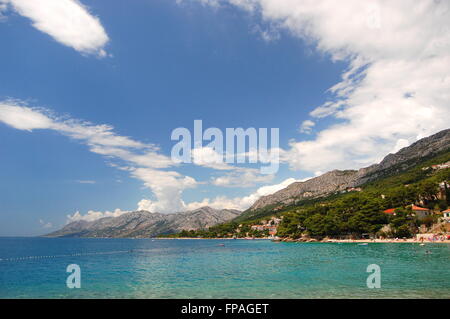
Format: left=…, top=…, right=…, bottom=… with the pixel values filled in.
left=1, top=0, right=109, bottom=57
left=0, top=1, right=7, bottom=21
left=75, top=180, right=96, bottom=184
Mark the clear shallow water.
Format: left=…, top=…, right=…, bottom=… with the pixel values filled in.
left=0, top=237, right=449, bottom=299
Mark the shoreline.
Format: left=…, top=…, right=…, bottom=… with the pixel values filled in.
left=320, top=239, right=450, bottom=244
left=156, top=237, right=450, bottom=243
left=156, top=237, right=269, bottom=240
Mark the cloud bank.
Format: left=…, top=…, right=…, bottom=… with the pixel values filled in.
left=199, top=0, right=450, bottom=172
left=67, top=209, right=129, bottom=223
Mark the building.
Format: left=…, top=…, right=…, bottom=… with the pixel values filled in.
left=250, top=217, right=282, bottom=235
left=251, top=225, right=265, bottom=232
left=267, top=226, right=277, bottom=236
left=384, top=206, right=433, bottom=220
left=411, top=205, right=432, bottom=220
left=442, top=209, right=450, bottom=222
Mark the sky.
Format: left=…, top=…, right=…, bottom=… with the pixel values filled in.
left=0, top=0, right=449, bottom=236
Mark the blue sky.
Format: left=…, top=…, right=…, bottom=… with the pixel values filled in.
left=1, top=0, right=449, bottom=236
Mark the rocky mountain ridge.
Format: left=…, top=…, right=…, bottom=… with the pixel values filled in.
left=46, top=207, right=241, bottom=238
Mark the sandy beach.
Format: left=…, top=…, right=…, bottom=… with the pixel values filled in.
left=324, top=239, right=450, bottom=244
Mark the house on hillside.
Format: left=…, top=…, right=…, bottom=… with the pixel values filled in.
left=442, top=209, right=450, bottom=223
left=384, top=206, right=433, bottom=220
left=410, top=205, right=432, bottom=220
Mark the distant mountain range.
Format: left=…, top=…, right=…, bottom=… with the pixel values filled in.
left=46, top=207, right=241, bottom=238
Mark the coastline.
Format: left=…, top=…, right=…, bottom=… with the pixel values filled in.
left=156, top=237, right=270, bottom=241
left=156, top=237, right=450, bottom=243
left=321, top=239, right=450, bottom=244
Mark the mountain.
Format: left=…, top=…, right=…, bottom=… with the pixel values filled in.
left=46, top=207, right=241, bottom=238
left=248, top=129, right=450, bottom=213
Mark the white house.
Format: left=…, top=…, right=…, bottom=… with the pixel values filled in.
left=442, top=209, right=450, bottom=222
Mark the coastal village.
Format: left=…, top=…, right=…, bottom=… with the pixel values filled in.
left=239, top=203, right=450, bottom=243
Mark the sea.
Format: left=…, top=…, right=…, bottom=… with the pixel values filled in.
left=0, top=237, right=449, bottom=299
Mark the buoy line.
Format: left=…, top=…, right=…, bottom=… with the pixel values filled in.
left=0, top=250, right=131, bottom=262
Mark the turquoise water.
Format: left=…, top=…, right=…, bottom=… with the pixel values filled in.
left=0, top=237, right=449, bottom=298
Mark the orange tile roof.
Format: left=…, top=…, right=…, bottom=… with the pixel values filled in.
left=411, top=205, right=429, bottom=211
left=383, top=208, right=396, bottom=214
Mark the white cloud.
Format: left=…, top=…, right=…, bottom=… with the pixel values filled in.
left=67, top=208, right=129, bottom=223
left=4, top=0, right=109, bottom=56
left=0, top=103, right=54, bottom=130
left=185, top=177, right=301, bottom=211
left=390, top=138, right=410, bottom=154
left=299, top=120, right=315, bottom=134
left=202, top=0, right=450, bottom=173
left=0, top=101, right=147, bottom=149
left=132, top=168, right=198, bottom=213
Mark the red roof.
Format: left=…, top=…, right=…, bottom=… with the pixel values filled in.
left=411, top=205, right=429, bottom=211
left=443, top=209, right=450, bottom=213
left=383, top=208, right=396, bottom=214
